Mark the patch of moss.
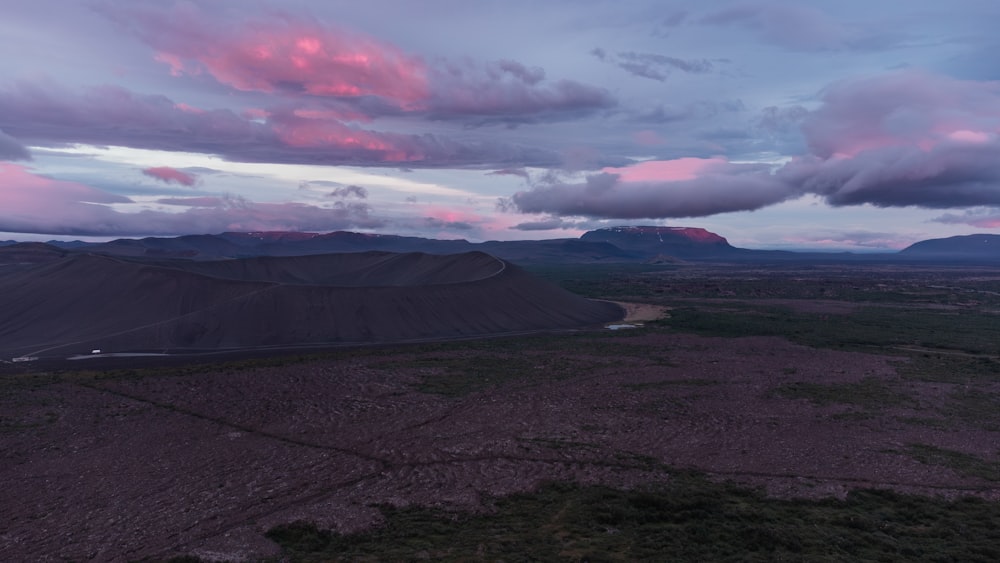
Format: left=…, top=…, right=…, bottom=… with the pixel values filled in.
left=941, top=389, right=1000, bottom=431
left=902, top=444, right=1000, bottom=482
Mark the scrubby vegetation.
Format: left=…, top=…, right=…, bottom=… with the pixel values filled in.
left=267, top=473, right=1000, bottom=562
left=7, top=261, right=1000, bottom=561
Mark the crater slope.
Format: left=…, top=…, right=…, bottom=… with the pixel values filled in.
left=0, top=251, right=622, bottom=358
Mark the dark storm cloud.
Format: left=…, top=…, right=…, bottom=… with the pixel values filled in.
left=511, top=164, right=796, bottom=219
left=784, top=70, right=1000, bottom=208
left=779, top=143, right=1000, bottom=208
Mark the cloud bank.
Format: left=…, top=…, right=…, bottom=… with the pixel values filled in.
left=2, top=1, right=999, bottom=242
left=511, top=70, right=1000, bottom=219
left=0, top=82, right=561, bottom=168
left=108, top=4, right=614, bottom=126
left=0, top=163, right=382, bottom=236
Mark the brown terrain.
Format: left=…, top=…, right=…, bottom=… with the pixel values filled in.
left=2, top=328, right=998, bottom=560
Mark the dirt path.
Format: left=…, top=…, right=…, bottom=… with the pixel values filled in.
left=610, top=300, right=671, bottom=323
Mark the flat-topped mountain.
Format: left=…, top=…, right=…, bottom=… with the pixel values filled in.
left=579, top=226, right=739, bottom=258
left=0, top=251, right=622, bottom=359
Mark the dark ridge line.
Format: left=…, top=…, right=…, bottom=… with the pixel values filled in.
left=73, top=381, right=392, bottom=466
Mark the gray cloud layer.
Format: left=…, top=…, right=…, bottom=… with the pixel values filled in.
left=510, top=70, right=1000, bottom=220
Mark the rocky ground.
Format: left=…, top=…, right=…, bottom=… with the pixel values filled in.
left=2, top=329, right=998, bottom=561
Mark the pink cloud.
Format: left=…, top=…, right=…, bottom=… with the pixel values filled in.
left=142, top=166, right=197, bottom=186
left=174, top=102, right=205, bottom=114
left=0, top=163, right=129, bottom=209
left=603, top=157, right=728, bottom=182
left=292, top=107, right=371, bottom=123
left=0, top=163, right=131, bottom=233
left=780, top=70, right=1000, bottom=208
left=268, top=114, right=421, bottom=162
left=131, top=6, right=429, bottom=108
left=422, top=206, right=484, bottom=226
left=0, top=82, right=559, bottom=168
left=947, top=130, right=993, bottom=144
left=802, top=70, right=1000, bottom=159
left=106, top=5, right=612, bottom=125
left=512, top=70, right=1000, bottom=220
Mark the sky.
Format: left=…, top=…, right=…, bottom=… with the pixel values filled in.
left=3, top=1, right=1000, bottom=250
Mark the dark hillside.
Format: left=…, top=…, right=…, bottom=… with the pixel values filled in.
left=0, top=251, right=622, bottom=358
left=899, top=234, right=1000, bottom=259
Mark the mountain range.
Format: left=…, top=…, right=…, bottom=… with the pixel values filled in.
left=2, top=227, right=998, bottom=264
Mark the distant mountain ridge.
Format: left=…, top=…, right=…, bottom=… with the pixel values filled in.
left=3, top=227, right=999, bottom=263
left=899, top=234, right=1000, bottom=259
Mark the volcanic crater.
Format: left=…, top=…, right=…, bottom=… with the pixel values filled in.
left=0, top=250, right=623, bottom=359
